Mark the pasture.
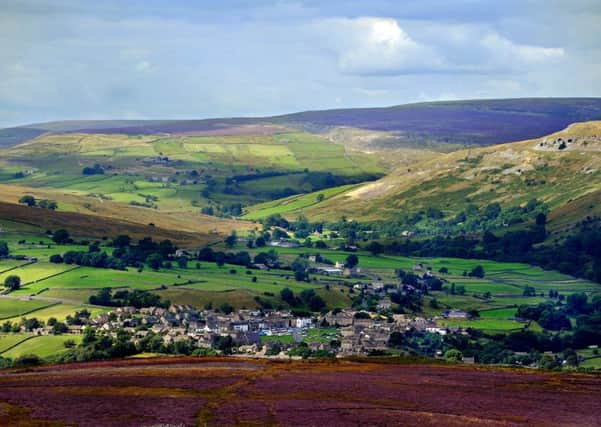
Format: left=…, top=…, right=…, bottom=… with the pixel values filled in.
left=0, top=299, right=55, bottom=320
left=242, top=184, right=359, bottom=220
left=0, top=334, right=32, bottom=353
left=0, top=262, right=77, bottom=286
left=1, top=303, right=108, bottom=324
left=439, top=318, right=526, bottom=332
left=1, top=334, right=83, bottom=360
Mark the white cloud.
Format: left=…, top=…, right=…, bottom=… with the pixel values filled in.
left=317, top=17, right=443, bottom=75
left=317, top=17, right=566, bottom=76
left=481, top=33, right=564, bottom=63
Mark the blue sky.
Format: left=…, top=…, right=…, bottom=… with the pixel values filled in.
left=1, top=0, right=600, bottom=127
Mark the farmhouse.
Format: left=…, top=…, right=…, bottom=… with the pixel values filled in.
left=445, top=310, right=470, bottom=320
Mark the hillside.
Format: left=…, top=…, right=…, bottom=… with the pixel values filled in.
left=4, top=98, right=601, bottom=148
left=0, top=130, right=385, bottom=232
left=255, top=121, right=601, bottom=233
left=2, top=358, right=600, bottom=427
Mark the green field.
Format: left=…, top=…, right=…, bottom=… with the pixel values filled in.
left=260, top=328, right=339, bottom=345
left=0, top=131, right=386, bottom=215
left=0, top=298, right=55, bottom=319
left=1, top=334, right=83, bottom=359
left=479, top=307, right=518, bottom=319
left=2, top=303, right=108, bottom=323
left=0, top=334, right=32, bottom=353
left=242, top=184, right=359, bottom=220
left=439, top=318, right=526, bottom=332
left=0, top=262, right=77, bottom=286
left=0, top=259, right=28, bottom=274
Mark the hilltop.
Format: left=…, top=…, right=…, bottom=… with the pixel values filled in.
left=3, top=98, right=601, bottom=148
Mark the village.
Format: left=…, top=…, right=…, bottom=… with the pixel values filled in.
left=34, top=304, right=471, bottom=358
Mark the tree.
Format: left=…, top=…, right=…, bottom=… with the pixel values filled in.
left=176, top=257, right=188, bottom=269
left=82, top=164, right=104, bottom=175
left=0, top=241, right=9, bottom=257
left=213, top=335, right=234, bottom=355
left=308, top=294, right=326, bottom=312
left=49, top=254, right=63, bottom=263
left=523, top=286, right=536, bottom=297
left=225, top=231, right=237, bottom=248
left=468, top=265, right=485, bottom=278
left=147, top=253, right=162, bottom=270
left=4, top=275, right=21, bottom=291
left=567, top=292, right=589, bottom=314
left=444, top=349, right=463, bottom=362
left=291, top=257, right=309, bottom=281
left=366, top=241, right=383, bottom=256
left=536, top=213, right=547, bottom=226
left=52, top=229, right=70, bottom=244
left=345, top=254, right=359, bottom=269
left=52, top=322, right=69, bottom=335
left=280, top=288, right=296, bottom=306
left=18, top=195, right=36, bottom=207
left=219, top=303, right=234, bottom=315
left=113, top=235, right=131, bottom=248
left=39, top=199, right=58, bottom=210
left=158, top=240, right=175, bottom=258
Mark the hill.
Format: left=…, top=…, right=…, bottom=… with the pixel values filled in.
left=252, top=121, right=601, bottom=233
left=4, top=98, right=601, bottom=148
left=0, top=131, right=384, bottom=223
left=1, top=357, right=600, bottom=426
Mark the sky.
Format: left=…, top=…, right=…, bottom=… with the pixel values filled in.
left=1, top=0, right=600, bottom=127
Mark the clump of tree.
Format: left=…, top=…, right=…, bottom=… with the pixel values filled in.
left=88, top=288, right=169, bottom=308
left=279, top=287, right=326, bottom=312
left=468, top=265, right=485, bottom=278
left=19, top=194, right=58, bottom=211
left=51, top=229, right=72, bottom=244
left=18, top=195, right=36, bottom=207
left=82, top=164, right=105, bottom=175
left=38, top=199, right=57, bottom=210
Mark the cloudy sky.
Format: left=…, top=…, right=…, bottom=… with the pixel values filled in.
left=1, top=0, right=600, bottom=127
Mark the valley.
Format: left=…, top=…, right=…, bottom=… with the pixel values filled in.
left=1, top=99, right=601, bottom=393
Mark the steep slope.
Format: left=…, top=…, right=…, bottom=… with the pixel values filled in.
left=4, top=98, right=601, bottom=148
left=267, top=121, right=601, bottom=231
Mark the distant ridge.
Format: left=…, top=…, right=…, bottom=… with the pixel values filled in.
left=3, top=98, right=601, bottom=147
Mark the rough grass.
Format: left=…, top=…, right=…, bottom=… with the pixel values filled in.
left=284, top=121, right=601, bottom=226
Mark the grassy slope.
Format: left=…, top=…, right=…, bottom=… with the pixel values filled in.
left=272, top=122, right=601, bottom=228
